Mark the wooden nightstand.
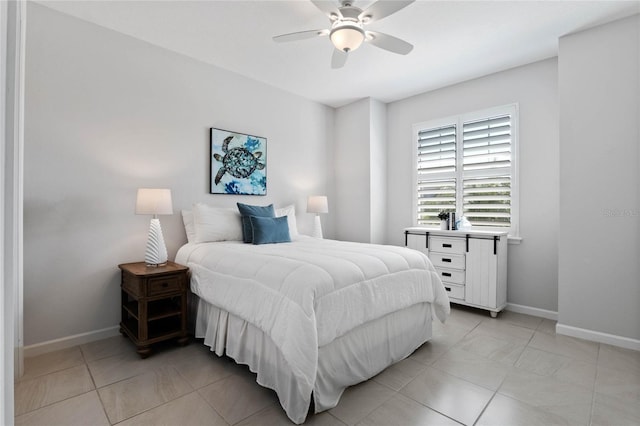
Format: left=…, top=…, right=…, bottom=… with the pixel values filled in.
left=118, top=261, right=189, bottom=358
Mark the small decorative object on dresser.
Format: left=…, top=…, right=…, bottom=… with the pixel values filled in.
left=118, top=261, right=189, bottom=358
left=405, top=227, right=508, bottom=317
left=437, top=210, right=449, bottom=230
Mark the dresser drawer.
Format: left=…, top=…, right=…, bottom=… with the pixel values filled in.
left=147, top=276, right=182, bottom=296
left=435, top=267, right=465, bottom=285
left=430, top=237, right=466, bottom=255
left=430, top=253, right=465, bottom=270
left=443, top=283, right=465, bottom=300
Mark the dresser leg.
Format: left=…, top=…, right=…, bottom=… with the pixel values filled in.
left=490, top=311, right=498, bottom=318
left=177, top=336, right=189, bottom=346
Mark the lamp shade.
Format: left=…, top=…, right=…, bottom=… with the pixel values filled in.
left=330, top=24, right=365, bottom=52
left=307, top=196, right=329, bottom=214
left=135, top=188, right=173, bottom=215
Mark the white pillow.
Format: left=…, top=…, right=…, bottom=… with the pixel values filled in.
left=192, top=203, right=243, bottom=243
left=181, top=210, right=195, bottom=243
left=275, top=204, right=299, bottom=239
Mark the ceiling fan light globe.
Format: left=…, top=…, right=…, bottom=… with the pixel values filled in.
left=330, top=25, right=365, bottom=52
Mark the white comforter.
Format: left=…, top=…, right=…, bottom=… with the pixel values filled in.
left=175, top=237, right=449, bottom=423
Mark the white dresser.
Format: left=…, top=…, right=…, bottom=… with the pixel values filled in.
left=405, top=227, right=508, bottom=317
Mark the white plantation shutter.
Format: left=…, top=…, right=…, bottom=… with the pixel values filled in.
left=417, top=179, right=456, bottom=225
left=463, top=177, right=511, bottom=227
left=462, top=114, right=512, bottom=228
left=416, top=124, right=457, bottom=225
left=414, top=105, right=518, bottom=234
left=417, top=125, right=456, bottom=175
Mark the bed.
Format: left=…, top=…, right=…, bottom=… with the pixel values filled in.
left=175, top=204, right=450, bottom=424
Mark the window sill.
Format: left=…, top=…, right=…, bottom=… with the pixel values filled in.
left=508, top=236, right=522, bottom=245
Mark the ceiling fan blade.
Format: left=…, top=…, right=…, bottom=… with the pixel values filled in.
left=273, top=29, right=329, bottom=43
left=359, top=0, right=414, bottom=24
left=311, top=0, right=342, bottom=19
left=331, top=48, right=348, bottom=69
left=366, top=31, right=413, bottom=55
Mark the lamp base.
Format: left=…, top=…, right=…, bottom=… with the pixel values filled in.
left=312, top=215, right=323, bottom=239
left=145, top=218, right=168, bottom=266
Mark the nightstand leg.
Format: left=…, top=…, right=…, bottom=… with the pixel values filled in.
left=137, top=346, right=152, bottom=359
left=177, top=336, right=189, bottom=346
left=490, top=311, right=498, bottom=318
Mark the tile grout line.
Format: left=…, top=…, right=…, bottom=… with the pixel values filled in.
left=78, top=344, right=100, bottom=393
left=337, top=379, right=399, bottom=426
left=472, top=389, right=499, bottom=426
left=15, top=349, right=95, bottom=418
left=195, top=383, right=237, bottom=425
left=84, top=346, right=116, bottom=426
left=587, top=343, right=602, bottom=426
left=78, top=343, right=115, bottom=425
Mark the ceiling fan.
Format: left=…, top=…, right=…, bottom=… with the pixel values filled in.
left=273, top=0, right=415, bottom=69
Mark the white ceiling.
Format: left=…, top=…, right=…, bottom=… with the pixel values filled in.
left=39, top=0, right=639, bottom=108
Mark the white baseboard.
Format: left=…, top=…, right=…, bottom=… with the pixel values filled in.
left=556, top=324, right=640, bottom=351
left=505, top=303, right=558, bottom=320
left=24, top=326, right=120, bottom=358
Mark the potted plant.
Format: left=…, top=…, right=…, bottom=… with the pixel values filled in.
left=437, top=211, right=449, bottom=230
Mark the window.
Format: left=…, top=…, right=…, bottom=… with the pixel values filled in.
left=413, top=104, right=518, bottom=236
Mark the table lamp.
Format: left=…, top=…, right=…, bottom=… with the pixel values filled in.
left=307, top=195, right=328, bottom=239
left=135, top=188, right=173, bottom=266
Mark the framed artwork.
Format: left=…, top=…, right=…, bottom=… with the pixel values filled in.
left=210, top=128, right=267, bottom=195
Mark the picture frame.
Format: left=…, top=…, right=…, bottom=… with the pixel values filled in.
left=210, top=128, right=267, bottom=195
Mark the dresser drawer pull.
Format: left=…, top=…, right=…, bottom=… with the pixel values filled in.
left=442, top=258, right=452, bottom=263
left=161, top=282, right=169, bottom=288
left=442, top=272, right=452, bottom=277
left=442, top=243, right=452, bottom=248
left=445, top=287, right=451, bottom=292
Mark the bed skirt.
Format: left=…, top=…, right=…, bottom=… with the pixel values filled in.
left=193, top=295, right=433, bottom=424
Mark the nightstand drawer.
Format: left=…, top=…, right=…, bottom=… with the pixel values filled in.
left=443, top=283, right=465, bottom=300
left=430, top=237, right=466, bottom=255
left=435, top=267, right=465, bottom=285
left=430, top=253, right=465, bottom=270
left=147, top=276, right=182, bottom=296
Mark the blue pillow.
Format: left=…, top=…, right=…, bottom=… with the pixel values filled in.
left=237, top=203, right=275, bottom=243
left=250, top=216, right=291, bottom=245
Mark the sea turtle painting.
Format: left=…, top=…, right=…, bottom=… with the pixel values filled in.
left=210, top=129, right=267, bottom=195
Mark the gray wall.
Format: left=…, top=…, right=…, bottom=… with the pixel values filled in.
left=333, top=98, right=387, bottom=244
left=386, top=58, right=560, bottom=314
left=24, top=3, right=333, bottom=345
left=370, top=99, right=387, bottom=245
left=558, top=14, right=640, bottom=341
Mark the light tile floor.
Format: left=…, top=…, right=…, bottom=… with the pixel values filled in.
left=14, top=306, right=640, bottom=426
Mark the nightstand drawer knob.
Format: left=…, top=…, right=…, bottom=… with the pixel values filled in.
left=162, top=282, right=168, bottom=288
left=442, top=272, right=452, bottom=277
left=443, top=243, right=452, bottom=248
left=442, top=258, right=452, bottom=263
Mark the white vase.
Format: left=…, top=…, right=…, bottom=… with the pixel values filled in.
left=440, top=220, right=448, bottom=230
